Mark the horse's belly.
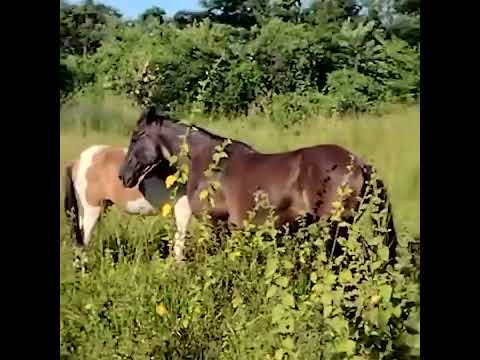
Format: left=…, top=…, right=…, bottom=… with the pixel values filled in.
left=124, top=197, right=157, bottom=215
left=123, top=177, right=172, bottom=215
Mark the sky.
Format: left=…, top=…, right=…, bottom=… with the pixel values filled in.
left=71, top=1, right=331, bottom=20
left=77, top=0, right=203, bottom=19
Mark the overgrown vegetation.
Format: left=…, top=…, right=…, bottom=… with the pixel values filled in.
left=60, top=106, right=419, bottom=359
left=60, top=1, right=420, bottom=358
left=60, top=157, right=419, bottom=359
left=60, top=0, right=420, bottom=117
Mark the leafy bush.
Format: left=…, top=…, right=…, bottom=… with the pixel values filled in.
left=256, top=91, right=335, bottom=127
left=325, top=68, right=384, bottom=114
left=61, top=171, right=420, bottom=360
left=60, top=8, right=420, bottom=119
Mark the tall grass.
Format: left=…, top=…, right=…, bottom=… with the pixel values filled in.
left=61, top=96, right=419, bottom=235
left=60, top=96, right=420, bottom=360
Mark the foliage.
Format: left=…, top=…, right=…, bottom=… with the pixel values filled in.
left=60, top=104, right=420, bottom=359
left=60, top=0, right=121, bottom=56
left=138, top=6, right=166, bottom=25
left=60, top=0, right=420, bottom=117
left=59, top=1, right=421, bottom=351
left=61, top=157, right=420, bottom=360
left=325, top=68, right=382, bottom=113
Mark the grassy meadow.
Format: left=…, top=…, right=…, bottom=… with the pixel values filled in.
left=60, top=99, right=420, bottom=359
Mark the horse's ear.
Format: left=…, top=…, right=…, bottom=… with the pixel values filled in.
left=145, top=106, right=158, bottom=124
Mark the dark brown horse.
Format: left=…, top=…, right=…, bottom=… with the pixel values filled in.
left=119, top=107, right=397, bottom=262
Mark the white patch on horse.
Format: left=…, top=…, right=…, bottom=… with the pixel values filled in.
left=75, top=145, right=109, bottom=245
left=160, top=144, right=171, bottom=160
left=125, top=176, right=171, bottom=215
left=124, top=198, right=156, bottom=215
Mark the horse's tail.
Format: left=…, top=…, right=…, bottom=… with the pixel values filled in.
left=361, top=163, right=398, bottom=262
left=64, top=160, right=83, bottom=247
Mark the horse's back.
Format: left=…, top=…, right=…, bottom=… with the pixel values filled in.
left=241, top=143, right=366, bottom=220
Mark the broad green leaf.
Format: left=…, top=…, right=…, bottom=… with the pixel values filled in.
left=378, top=308, right=392, bottom=329
left=282, top=259, right=294, bottom=270
left=379, top=284, right=392, bottom=303
left=321, top=292, right=333, bottom=306
left=212, top=152, right=227, bottom=163
left=232, top=295, right=243, bottom=308
left=277, top=317, right=295, bottom=334
left=339, top=269, right=353, bottom=283
left=336, top=338, right=356, bottom=355
left=282, top=336, right=295, bottom=351
left=266, top=285, right=278, bottom=299
left=401, top=334, right=420, bottom=352
left=378, top=247, right=389, bottom=261
left=275, top=276, right=289, bottom=288
left=274, top=348, right=285, bottom=360
left=393, top=305, right=402, bottom=318
left=405, top=308, right=420, bottom=333
left=365, top=308, right=379, bottom=327
left=327, top=316, right=348, bottom=335
left=323, top=305, right=333, bottom=318
left=310, top=272, right=318, bottom=283
left=271, top=304, right=284, bottom=324
left=325, top=272, right=337, bottom=285
left=282, top=293, right=295, bottom=308
left=211, top=181, right=222, bottom=190
left=265, top=256, right=279, bottom=279
left=168, top=155, right=178, bottom=165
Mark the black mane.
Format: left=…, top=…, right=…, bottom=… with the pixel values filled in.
left=139, top=107, right=254, bottom=150
left=184, top=122, right=254, bottom=150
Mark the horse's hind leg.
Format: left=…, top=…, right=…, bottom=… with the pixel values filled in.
left=82, top=203, right=102, bottom=247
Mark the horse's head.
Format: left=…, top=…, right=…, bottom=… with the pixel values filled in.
left=119, top=106, right=170, bottom=188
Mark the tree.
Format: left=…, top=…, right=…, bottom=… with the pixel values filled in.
left=390, top=0, right=419, bottom=45
left=200, top=0, right=267, bottom=28
left=270, top=0, right=303, bottom=23
left=60, top=0, right=121, bottom=56
left=304, top=0, right=361, bottom=24
left=361, top=0, right=419, bottom=45
left=139, top=6, right=166, bottom=24
left=173, top=10, right=211, bottom=27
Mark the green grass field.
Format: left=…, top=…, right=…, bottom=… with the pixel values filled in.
left=60, top=104, right=420, bottom=359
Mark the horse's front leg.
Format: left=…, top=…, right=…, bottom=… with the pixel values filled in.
left=173, top=195, right=192, bottom=262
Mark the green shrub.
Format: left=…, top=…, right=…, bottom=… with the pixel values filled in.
left=325, top=68, right=384, bottom=114
left=60, top=12, right=419, bottom=120
left=61, top=170, right=420, bottom=360
left=256, top=91, right=335, bottom=127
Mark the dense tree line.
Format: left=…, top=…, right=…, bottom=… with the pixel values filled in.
left=60, top=0, right=420, bottom=118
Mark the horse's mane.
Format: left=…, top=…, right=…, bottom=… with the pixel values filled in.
left=139, top=107, right=255, bottom=150
left=165, top=115, right=254, bottom=150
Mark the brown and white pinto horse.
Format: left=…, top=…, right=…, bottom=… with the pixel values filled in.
left=119, top=107, right=397, bottom=262
left=64, top=145, right=190, bottom=258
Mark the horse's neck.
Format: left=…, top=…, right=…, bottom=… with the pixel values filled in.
left=163, top=120, right=255, bottom=164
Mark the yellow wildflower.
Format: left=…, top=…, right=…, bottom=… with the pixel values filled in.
left=332, top=201, right=342, bottom=209
left=156, top=303, right=168, bottom=316
left=199, top=189, right=209, bottom=200
left=165, top=175, right=177, bottom=189
left=370, top=295, right=381, bottom=305
left=161, top=203, right=172, bottom=217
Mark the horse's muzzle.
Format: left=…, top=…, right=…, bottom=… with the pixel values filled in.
left=118, top=164, right=137, bottom=188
